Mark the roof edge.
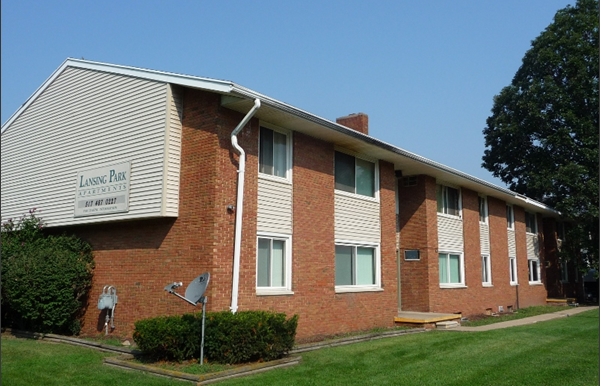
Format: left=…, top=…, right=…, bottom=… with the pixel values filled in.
left=1, top=58, right=560, bottom=217
left=231, top=85, right=559, bottom=216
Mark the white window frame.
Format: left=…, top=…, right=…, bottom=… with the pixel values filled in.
left=525, top=211, right=537, bottom=234
left=528, top=258, right=541, bottom=284
left=436, top=184, right=462, bottom=218
left=506, top=205, right=515, bottom=230
left=478, top=195, right=488, bottom=224
left=438, top=251, right=465, bottom=288
left=256, top=233, right=293, bottom=295
left=481, top=254, right=492, bottom=286
left=335, top=241, right=382, bottom=293
left=509, top=256, right=518, bottom=285
left=258, top=124, right=292, bottom=183
left=334, top=150, right=379, bottom=201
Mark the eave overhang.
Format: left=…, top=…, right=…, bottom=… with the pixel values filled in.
left=1, top=58, right=561, bottom=218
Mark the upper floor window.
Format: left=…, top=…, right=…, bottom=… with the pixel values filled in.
left=437, top=184, right=460, bottom=217
left=478, top=196, right=488, bottom=223
left=525, top=212, right=537, bottom=234
left=506, top=205, right=514, bottom=230
left=259, top=126, right=289, bottom=179
left=335, top=151, right=376, bottom=198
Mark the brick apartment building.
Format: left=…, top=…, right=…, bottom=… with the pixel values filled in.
left=1, top=59, right=575, bottom=341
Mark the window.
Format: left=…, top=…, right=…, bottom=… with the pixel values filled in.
left=335, top=244, right=380, bottom=289
left=335, top=151, right=376, bottom=197
left=528, top=259, right=541, bottom=283
left=404, top=250, right=420, bottom=261
left=437, top=185, right=460, bottom=216
left=482, top=255, right=491, bottom=285
left=478, top=196, right=488, bottom=223
left=525, top=212, right=537, bottom=234
left=439, top=252, right=464, bottom=286
left=257, top=235, right=292, bottom=293
left=509, top=256, right=518, bottom=285
left=556, top=221, right=565, bottom=252
left=560, top=260, right=569, bottom=282
left=259, top=126, right=289, bottom=179
left=402, top=176, right=417, bottom=187
left=506, top=205, right=514, bottom=230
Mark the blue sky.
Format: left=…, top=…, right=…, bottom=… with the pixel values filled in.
left=1, top=0, right=573, bottom=186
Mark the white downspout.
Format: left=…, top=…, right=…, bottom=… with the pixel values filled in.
left=230, top=98, right=261, bottom=313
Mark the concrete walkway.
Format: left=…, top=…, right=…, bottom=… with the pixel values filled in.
left=445, top=306, right=599, bottom=332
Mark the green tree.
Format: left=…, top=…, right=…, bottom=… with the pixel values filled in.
left=482, top=0, right=599, bottom=270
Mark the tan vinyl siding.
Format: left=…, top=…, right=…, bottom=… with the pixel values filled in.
left=437, top=215, right=464, bottom=252
left=162, top=84, right=183, bottom=216
left=508, top=230, right=517, bottom=257
left=334, top=193, right=380, bottom=243
left=480, top=223, right=490, bottom=255
left=257, top=178, right=292, bottom=234
left=526, top=234, right=539, bottom=259
left=1, top=67, right=170, bottom=227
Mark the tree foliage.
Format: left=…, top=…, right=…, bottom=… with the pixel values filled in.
left=482, top=0, right=599, bottom=269
left=1, top=209, right=95, bottom=334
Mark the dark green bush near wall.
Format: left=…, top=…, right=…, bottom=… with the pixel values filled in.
left=133, top=310, right=299, bottom=364
left=1, top=209, right=95, bottom=335
left=133, top=314, right=202, bottom=362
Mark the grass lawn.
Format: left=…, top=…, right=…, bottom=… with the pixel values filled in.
left=460, top=305, right=572, bottom=327
left=2, top=309, right=598, bottom=386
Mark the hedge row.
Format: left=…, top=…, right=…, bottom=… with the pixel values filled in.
left=133, top=310, right=298, bottom=364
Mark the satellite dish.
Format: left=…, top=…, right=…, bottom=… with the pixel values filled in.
left=185, top=272, right=210, bottom=304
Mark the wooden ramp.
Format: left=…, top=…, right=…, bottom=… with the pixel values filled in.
left=395, top=311, right=462, bottom=329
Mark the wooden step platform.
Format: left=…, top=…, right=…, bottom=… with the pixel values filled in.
left=547, top=298, right=578, bottom=305
left=395, top=311, right=462, bottom=329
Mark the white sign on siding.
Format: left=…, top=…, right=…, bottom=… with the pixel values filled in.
left=74, top=161, right=131, bottom=217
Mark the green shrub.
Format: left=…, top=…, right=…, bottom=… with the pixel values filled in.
left=133, top=310, right=298, bottom=364
left=133, top=314, right=202, bottom=362
left=1, top=209, right=95, bottom=335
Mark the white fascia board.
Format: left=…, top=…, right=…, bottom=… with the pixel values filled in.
left=63, top=58, right=234, bottom=93
left=231, top=84, right=559, bottom=217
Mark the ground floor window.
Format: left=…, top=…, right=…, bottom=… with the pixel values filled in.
left=509, top=256, right=518, bottom=285
left=335, top=243, right=380, bottom=291
left=257, top=234, right=292, bottom=294
left=439, top=252, right=464, bottom=287
left=528, top=258, right=541, bottom=283
left=481, top=255, right=491, bottom=285
left=560, top=260, right=569, bottom=282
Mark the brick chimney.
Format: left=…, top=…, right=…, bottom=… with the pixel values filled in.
left=336, top=113, right=369, bottom=135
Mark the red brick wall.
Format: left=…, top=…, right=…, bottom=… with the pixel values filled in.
left=65, top=89, right=250, bottom=337
left=336, top=113, right=369, bottom=135
left=62, top=89, right=399, bottom=341
left=238, top=133, right=399, bottom=341
left=399, top=181, right=550, bottom=318
left=513, top=206, right=548, bottom=308
left=397, top=175, right=438, bottom=311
